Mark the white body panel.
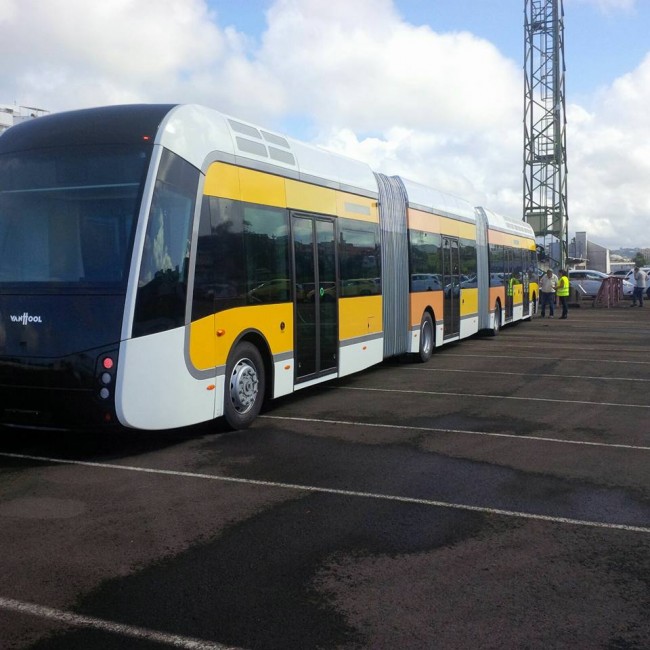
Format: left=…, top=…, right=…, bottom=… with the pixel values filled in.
left=460, top=316, right=479, bottom=338
left=116, top=328, right=216, bottom=430
left=273, top=358, right=295, bottom=399
left=339, top=338, right=383, bottom=377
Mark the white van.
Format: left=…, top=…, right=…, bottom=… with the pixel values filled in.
left=624, top=267, right=650, bottom=298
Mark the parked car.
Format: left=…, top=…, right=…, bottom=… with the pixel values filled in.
left=568, top=269, right=634, bottom=298
left=623, top=267, right=650, bottom=299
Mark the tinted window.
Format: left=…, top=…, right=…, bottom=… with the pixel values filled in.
left=409, top=230, right=442, bottom=292
left=192, top=197, right=290, bottom=320
left=489, top=244, right=505, bottom=286
left=339, top=218, right=380, bottom=296
left=460, top=238, right=477, bottom=286
left=0, top=145, right=150, bottom=289
left=133, top=150, right=198, bottom=336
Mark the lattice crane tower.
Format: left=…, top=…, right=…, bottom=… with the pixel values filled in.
left=523, top=0, right=568, bottom=268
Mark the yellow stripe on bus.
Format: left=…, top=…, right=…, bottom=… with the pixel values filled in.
left=204, top=162, right=240, bottom=200
left=339, top=295, right=383, bottom=341
left=460, top=287, right=479, bottom=315
left=408, top=209, right=476, bottom=239
left=286, top=179, right=337, bottom=214
left=188, top=304, right=294, bottom=371
left=203, top=162, right=378, bottom=220
left=488, top=230, right=536, bottom=249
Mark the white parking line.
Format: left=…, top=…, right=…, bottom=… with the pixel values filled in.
left=340, top=385, right=650, bottom=409
left=261, top=415, right=650, bottom=452
left=0, top=596, right=240, bottom=649
left=1, top=451, right=649, bottom=534
left=404, top=367, right=650, bottom=382
left=450, top=353, right=650, bottom=365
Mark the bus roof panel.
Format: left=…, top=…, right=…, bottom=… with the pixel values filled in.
left=289, top=139, right=378, bottom=197
left=159, top=105, right=378, bottom=197
left=476, top=206, right=535, bottom=239
left=398, top=176, right=476, bottom=222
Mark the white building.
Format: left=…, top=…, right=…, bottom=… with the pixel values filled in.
left=0, top=105, right=49, bottom=134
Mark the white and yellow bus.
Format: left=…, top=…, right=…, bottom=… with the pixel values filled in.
left=0, top=104, right=537, bottom=431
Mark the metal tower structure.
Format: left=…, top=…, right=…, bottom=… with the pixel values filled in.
left=523, top=0, right=568, bottom=268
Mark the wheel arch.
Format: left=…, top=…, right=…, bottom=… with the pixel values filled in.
left=228, top=328, right=274, bottom=401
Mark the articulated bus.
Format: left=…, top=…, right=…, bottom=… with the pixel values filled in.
left=0, top=104, right=538, bottom=431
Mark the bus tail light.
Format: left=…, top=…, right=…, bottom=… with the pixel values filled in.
left=96, top=353, right=117, bottom=401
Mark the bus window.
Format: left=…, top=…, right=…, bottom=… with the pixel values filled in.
left=409, top=230, right=442, bottom=292
left=244, top=204, right=290, bottom=304
left=133, top=150, right=198, bottom=337
left=192, top=196, right=290, bottom=318
left=339, top=219, right=380, bottom=296
left=490, top=244, right=505, bottom=286
left=0, top=145, right=148, bottom=287
left=460, top=238, right=477, bottom=288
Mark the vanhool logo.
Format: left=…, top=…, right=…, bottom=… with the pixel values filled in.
left=10, top=312, right=44, bottom=325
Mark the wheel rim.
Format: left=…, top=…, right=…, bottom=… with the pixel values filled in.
left=229, top=358, right=259, bottom=414
left=494, top=307, right=501, bottom=334
left=421, top=319, right=433, bottom=356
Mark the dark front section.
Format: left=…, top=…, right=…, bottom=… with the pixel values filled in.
left=0, top=105, right=167, bottom=429
left=0, top=294, right=124, bottom=429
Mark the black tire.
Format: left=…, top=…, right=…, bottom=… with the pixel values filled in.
left=490, top=302, right=501, bottom=337
left=417, top=312, right=434, bottom=362
left=224, top=342, right=265, bottom=430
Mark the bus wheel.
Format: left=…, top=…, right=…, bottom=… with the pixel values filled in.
left=224, top=342, right=265, bottom=430
left=490, top=303, right=501, bottom=337
left=417, top=312, right=434, bottom=362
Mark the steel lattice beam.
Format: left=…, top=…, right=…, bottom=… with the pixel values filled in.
left=523, top=0, right=568, bottom=267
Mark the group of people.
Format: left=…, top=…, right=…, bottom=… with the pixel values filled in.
left=538, top=266, right=648, bottom=316
left=538, top=268, right=570, bottom=320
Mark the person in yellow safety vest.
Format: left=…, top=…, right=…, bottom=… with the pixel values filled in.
left=556, top=269, right=570, bottom=319
left=507, top=272, right=520, bottom=297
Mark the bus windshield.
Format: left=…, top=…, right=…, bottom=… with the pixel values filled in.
left=0, top=144, right=152, bottom=290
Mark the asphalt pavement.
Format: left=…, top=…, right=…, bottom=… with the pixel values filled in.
left=0, top=302, right=649, bottom=649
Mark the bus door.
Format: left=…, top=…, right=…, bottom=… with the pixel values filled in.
left=442, top=237, right=461, bottom=339
left=521, top=252, right=530, bottom=314
left=505, top=249, right=514, bottom=321
left=292, top=215, right=338, bottom=382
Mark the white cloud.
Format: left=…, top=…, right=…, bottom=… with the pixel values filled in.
left=1, top=0, right=649, bottom=248
left=258, top=0, right=523, bottom=215
left=566, top=53, right=650, bottom=247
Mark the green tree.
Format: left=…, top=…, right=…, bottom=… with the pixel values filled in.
left=633, top=252, right=646, bottom=266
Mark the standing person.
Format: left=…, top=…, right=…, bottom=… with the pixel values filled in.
left=539, top=269, right=557, bottom=318
left=557, top=269, right=570, bottom=319
left=631, top=266, right=647, bottom=307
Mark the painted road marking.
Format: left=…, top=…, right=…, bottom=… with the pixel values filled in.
left=340, top=385, right=650, bottom=409
left=261, top=414, right=650, bottom=452
left=1, top=451, right=649, bottom=534
left=0, top=596, right=240, bottom=649
left=404, top=367, right=650, bottom=382
left=449, top=353, right=650, bottom=365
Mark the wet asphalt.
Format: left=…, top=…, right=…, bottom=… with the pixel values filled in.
left=1, top=302, right=649, bottom=649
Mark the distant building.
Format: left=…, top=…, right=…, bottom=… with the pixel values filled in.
left=0, top=104, right=49, bottom=134
left=543, top=231, right=615, bottom=273
left=570, top=232, right=610, bottom=273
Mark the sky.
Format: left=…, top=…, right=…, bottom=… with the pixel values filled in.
left=1, top=0, right=650, bottom=250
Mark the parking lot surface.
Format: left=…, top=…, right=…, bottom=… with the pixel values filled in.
left=1, top=304, right=649, bottom=649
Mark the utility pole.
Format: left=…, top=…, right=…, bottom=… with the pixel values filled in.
left=523, top=0, right=568, bottom=269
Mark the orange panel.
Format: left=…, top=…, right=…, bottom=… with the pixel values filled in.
left=409, top=292, right=444, bottom=328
